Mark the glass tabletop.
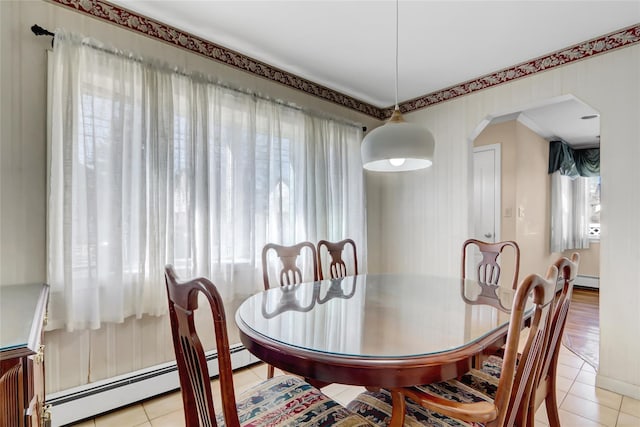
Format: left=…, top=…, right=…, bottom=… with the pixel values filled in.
left=236, top=273, right=517, bottom=359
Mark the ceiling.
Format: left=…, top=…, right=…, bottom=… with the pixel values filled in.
left=108, top=0, right=640, bottom=145
left=490, top=95, right=601, bottom=147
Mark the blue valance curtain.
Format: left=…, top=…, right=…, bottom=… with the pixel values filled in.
left=548, top=140, right=599, bottom=252
left=548, top=140, right=600, bottom=178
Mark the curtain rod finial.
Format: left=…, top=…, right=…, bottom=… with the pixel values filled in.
left=31, top=25, right=55, bottom=48
left=31, top=24, right=54, bottom=37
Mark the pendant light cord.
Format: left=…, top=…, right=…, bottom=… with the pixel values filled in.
left=395, top=0, right=399, bottom=110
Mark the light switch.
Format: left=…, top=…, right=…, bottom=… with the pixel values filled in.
left=518, top=207, right=525, bottom=218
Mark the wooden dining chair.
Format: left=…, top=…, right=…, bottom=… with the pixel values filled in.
left=261, top=241, right=317, bottom=377
left=527, top=252, right=580, bottom=426
left=451, top=253, right=579, bottom=427
left=164, top=265, right=374, bottom=427
left=347, top=265, right=558, bottom=427
left=463, top=239, right=521, bottom=289
left=317, top=238, right=358, bottom=280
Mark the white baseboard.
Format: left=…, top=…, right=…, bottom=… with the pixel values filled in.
left=575, top=274, right=599, bottom=289
left=47, top=344, right=258, bottom=427
left=596, top=373, right=640, bottom=400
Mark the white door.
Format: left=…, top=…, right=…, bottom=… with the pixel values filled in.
left=472, top=144, right=501, bottom=243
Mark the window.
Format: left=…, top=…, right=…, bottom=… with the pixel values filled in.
left=587, top=176, right=601, bottom=239
left=47, top=31, right=366, bottom=331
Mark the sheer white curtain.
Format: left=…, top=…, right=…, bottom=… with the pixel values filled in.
left=47, top=30, right=366, bottom=331
left=550, top=171, right=589, bottom=252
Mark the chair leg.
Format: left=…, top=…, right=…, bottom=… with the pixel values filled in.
left=267, top=364, right=274, bottom=379
left=526, top=403, right=535, bottom=427
left=389, top=389, right=407, bottom=427
left=545, top=387, right=561, bottom=427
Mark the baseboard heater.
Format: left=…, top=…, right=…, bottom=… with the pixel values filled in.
left=46, top=344, right=258, bottom=427
left=574, top=274, right=599, bottom=289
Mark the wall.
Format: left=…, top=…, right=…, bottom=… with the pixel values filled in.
left=514, top=122, right=553, bottom=277
left=0, top=0, right=379, bottom=394
left=563, top=243, right=600, bottom=277
left=367, top=47, right=640, bottom=398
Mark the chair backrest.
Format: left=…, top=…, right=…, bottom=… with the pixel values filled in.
left=462, top=239, right=520, bottom=289
left=261, top=241, right=318, bottom=290
left=533, top=253, right=580, bottom=401
left=491, top=265, right=557, bottom=427
left=165, top=265, right=240, bottom=427
left=317, top=238, right=358, bottom=280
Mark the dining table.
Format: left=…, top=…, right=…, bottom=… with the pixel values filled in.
left=235, top=273, right=522, bottom=390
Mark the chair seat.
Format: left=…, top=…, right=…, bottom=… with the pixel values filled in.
left=220, top=375, right=374, bottom=426
left=347, top=378, right=493, bottom=427
left=458, top=356, right=504, bottom=401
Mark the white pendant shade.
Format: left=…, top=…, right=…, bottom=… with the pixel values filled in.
left=361, top=0, right=435, bottom=172
left=361, top=111, right=435, bottom=172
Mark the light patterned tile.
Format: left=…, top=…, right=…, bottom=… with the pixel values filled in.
left=535, top=403, right=550, bottom=425
left=557, top=409, right=607, bottom=427
left=149, top=410, right=185, bottom=427
left=70, top=420, right=95, bottom=426
left=249, top=363, right=290, bottom=381
left=621, top=396, right=640, bottom=418
left=557, top=374, right=575, bottom=392
left=534, top=404, right=603, bottom=427
left=94, top=404, right=149, bottom=427
left=576, top=369, right=598, bottom=386
left=249, top=362, right=269, bottom=380
left=559, top=353, right=586, bottom=369
left=143, top=390, right=183, bottom=420
left=532, top=391, right=568, bottom=426
left=557, top=390, right=568, bottom=405
left=272, top=368, right=289, bottom=377
left=582, top=363, right=598, bottom=373
left=559, top=345, right=574, bottom=356
left=557, top=364, right=581, bottom=381
left=561, top=394, right=619, bottom=426
left=210, top=377, right=223, bottom=410
left=133, top=423, right=151, bottom=427
left=230, top=366, right=264, bottom=395
left=616, top=412, right=640, bottom=427
left=321, top=382, right=351, bottom=398
left=329, top=385, right=367, bottom=407
left=568, top=381, right=623, bottom=410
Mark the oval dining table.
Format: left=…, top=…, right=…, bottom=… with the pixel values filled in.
left=235, top=273, right=520, bottom=390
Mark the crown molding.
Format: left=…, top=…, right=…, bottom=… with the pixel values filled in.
left=48, top=0, right=639, bottom=121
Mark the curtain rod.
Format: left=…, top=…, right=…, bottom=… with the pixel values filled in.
left=30, top=24, right=366, bottom=132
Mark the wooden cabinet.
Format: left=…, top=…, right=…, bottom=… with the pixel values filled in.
left=0, top=284, right=50, bottom=427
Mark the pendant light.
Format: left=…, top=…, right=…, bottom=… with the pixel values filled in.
left=361, top=0, right=435, bottom=172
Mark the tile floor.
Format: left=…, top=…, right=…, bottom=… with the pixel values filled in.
left=69, top=346, right=640, bottom=427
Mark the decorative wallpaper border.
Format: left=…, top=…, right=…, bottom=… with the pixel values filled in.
left=400, top=24, right=640, bottom=115
left=49, top=0, right=639, bottom=121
